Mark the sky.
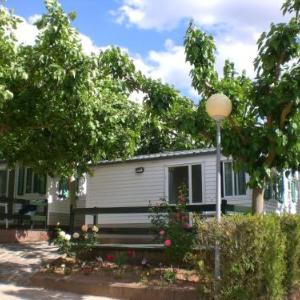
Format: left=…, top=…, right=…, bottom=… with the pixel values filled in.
left=4, top=0, right=288, bottom=102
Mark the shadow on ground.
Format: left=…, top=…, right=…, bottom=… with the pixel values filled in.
left=0, top=284, right=110, bottom=300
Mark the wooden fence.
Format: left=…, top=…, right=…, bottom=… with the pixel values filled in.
left=70, top=199, right=251, bottom=234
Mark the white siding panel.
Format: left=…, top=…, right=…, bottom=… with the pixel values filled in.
left=85, top=154, right=230, bottom=224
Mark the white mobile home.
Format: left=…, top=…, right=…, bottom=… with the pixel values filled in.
left=84, top=148, right=299, bottom=226
left=0, top=148, right=299, bottom=228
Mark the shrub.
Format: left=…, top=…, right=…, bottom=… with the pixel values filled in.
left=280, top=215, right=300, bottom=292
left=195, top=215, right=286, bottom=300
left=149, top=185, right=196, bottom=266
left=163, top=268, right=176, bottom=284
left=52, top=224, right=98, bottom=261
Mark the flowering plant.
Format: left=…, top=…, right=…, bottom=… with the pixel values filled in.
left=52, top=224, right=99, bottom=260
left=149, top=185, right=195, bottom=265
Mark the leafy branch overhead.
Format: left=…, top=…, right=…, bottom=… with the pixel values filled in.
left=0, top=0, right=203, bottom=178
left=184, top=0, right=300, bottom=192
left=0, top=0, right=299, bottom=211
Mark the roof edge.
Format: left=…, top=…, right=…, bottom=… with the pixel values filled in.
left=95, top=148, right=216, bottom=166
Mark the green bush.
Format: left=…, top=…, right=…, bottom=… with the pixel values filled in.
left=195, top=215, right=287, bottom=300
left=280, top=215, right=300, bottom=292
left=149, top=185, right=196, bottom=266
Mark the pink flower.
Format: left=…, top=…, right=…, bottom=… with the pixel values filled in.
left=164, top=239, right=172, bottom=247
left=159, top=229, right=165, bottom=236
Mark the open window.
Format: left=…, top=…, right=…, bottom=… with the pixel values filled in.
left=168, top=164, right=202, bottom=204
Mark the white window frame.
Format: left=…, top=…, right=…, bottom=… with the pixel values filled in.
left=165, top=162, right=204, bottom=205
left=15, top=166, right=47, bottom=197
left=222, top=161, right=247, bottom=198
left=0, top=166, right=9, bottom=198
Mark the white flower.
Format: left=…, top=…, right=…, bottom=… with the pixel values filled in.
left=92, top=225, right=99, bottom=233
left=59, top=231, right=66, bottom=238
left=72, top=232, right=80, bottom=239
left=65, top=234, right=71, bottom=241
left=96, top=256, right=103, bottom=263
left=61, top=264, right=65, bottom=268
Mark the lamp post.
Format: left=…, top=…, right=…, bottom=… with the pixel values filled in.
left=205, top=93, right=232, bottom=289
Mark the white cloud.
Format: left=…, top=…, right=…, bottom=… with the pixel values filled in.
left=130, top=39, right=197, bottom=99
left=113, top=0, right=286, bottom=32
left=28, top=14, right=42, bottom=24
left=112, top=0, right=289, bottom=79
left=15, top=17, right=38, bottom=45
left=78, top=33, right=100, bottom=54
left=14, top=15, right=102, bottom=55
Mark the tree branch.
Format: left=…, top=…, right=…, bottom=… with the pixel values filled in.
left=280, top=102, right=293, bottom=129
left=228, top=116, right=248, bottom=145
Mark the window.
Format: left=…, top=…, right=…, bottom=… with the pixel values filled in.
left=58, top=178, right=69, bottom=199
left=18, top=167, right=47, bottom=195
left=291, top=180, right=298, bottom=203
left=168, top=166, right=188, bottom=204
left=0, top=170, right=7, bottom=197
left=264, top=174, right=284, bottom=203
left=222, top=162, right=246, bottom=197
left=168, top=164, right=202, bottom=204
left=25, top=168, right=33, bottom=193
left=17, top=167, right=25, bottom=195
left=58, top=177, right=81, bottom=199
left=33, top=173, right=47, bottom=194
left=192, top=165, right=202, bottom=203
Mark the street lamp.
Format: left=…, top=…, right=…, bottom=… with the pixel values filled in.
left=206, top=93, right=232, bottom=289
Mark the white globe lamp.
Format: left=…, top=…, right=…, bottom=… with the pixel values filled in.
left=206, top=93, right=232, bottom=121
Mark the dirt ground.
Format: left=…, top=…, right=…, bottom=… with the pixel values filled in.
left=0, top=242, right=116, bottom=300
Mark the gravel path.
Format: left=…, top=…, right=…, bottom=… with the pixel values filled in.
left=0, top=242, right=116, bottom=300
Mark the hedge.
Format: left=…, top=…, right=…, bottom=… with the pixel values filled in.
left=194, top=214, right=300, bottom=300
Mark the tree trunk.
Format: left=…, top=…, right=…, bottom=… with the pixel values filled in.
left=252, top=187, right=264, bottom=214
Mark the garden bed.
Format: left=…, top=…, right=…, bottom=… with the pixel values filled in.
left=31, top=256, right=199, bottom=300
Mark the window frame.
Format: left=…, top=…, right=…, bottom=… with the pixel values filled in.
left=165, top=162, right=204, bottom=205
left=0, top=168, right=8, bottom=197
left=222, top=161, right=247, bottom=198
left=17, top=166, right=47, bottom=196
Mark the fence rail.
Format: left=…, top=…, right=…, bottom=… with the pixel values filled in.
left=70, top=199, right=251, bottom=231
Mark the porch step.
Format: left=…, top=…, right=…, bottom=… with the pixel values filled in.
left=99, top=233, right=155, bottom=244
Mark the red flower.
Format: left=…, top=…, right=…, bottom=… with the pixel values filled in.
left=106, top=254, right=114, bottom=262
left=164, top=239, right=172, bottom=247
left=127, top=250, right=135, bottom=257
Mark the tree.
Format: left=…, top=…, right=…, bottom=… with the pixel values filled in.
left=136, top=77, right=205, bottom=154
left=0, top=6, right=25, bottom=131
left=96, top=46, right=206, bottom=155
left=184, top=0, right=300, bottom=213
left=0, top=0, right=140, bottom=208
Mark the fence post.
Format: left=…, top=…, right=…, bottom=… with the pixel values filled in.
left=221, top=199, right=227, bottom=215
left=93, top=208, right=98, bottom=226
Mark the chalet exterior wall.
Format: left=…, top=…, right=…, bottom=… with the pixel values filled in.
left=85, top=153, right=252, bottom=225
left=0, top=149, right=299, bottom=227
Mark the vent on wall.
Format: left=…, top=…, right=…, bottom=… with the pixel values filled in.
left=135, top=167, right=144, bottom=174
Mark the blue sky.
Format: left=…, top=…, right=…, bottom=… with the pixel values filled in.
left=4, top=0, right=287, bottom=101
